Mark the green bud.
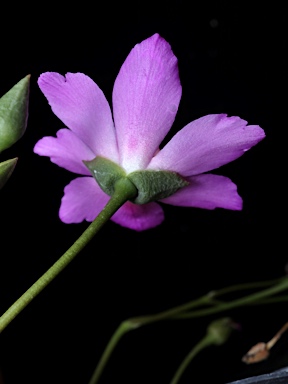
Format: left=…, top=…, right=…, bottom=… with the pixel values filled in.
left=84, top=156, right=189, bottom=204
left=0, top=75, right=30, bottom=153
left=206, top=317, right=235, bottom=346
left=0, top=158, right=17, bottom=190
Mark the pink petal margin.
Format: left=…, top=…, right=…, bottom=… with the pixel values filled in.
left=112, top=201, right=165, bottom=231
left=59, top=176, right=165, bottom=231
left=59, top=177, right=110, bottom=223
left=112, top=33, right=182, bottom=173
left=148, top=114, right=265, bottom=176
left=38, top=72, right=119, bottom=163
left=34, top=129, right=95, bottom=175
left=161, top=174, right=243, bottom=210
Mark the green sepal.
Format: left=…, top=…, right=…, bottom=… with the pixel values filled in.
left=84, top=156, right=189, bottom=204
left=0, top=75, right=30, bottom=153
left=84, top=156, right=127, bottom=196
left=0, top=157, right=17, bottom=190
left=128, top=169, right=189, bottom=204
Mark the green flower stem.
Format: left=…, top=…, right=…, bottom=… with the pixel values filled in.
left=88, top=277, right=288, bottom=384
left=133, top=296, right=213, bottom=325
left=0, top=178, right=137, bottom=334
left=175, top=277, right=288, bottom=319
left=88, top=320, right=141, bottom=384
left=247, top=295, right=288, bottom=305
left=209, top=277, right=282, bottom=298
left=169, top=317, right=235, bottom=384
left=169, top=335, right=212, bottom=384
left=88, top=296, right=212, bottom=384
left=127, top=278, right=285, bottom=326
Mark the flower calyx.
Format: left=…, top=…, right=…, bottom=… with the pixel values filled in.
left=84, top=156, right=189, bottom=204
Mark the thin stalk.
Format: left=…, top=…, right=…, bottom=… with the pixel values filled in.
left=0, top=178, right=137, bottom=333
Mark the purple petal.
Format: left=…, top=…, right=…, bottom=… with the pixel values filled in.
left=38, top=72, right=119, bottom=163
left=34, top=129, right=95, bottom=175
left=161, top=174, right=243, bottom=210
left=59, top=176, right=165, bottom=230
left=148, top=114, right=265, bottom=176
left=59, top=177, right=110, bottom=223
left=112, top=34, right=182, bottom=173
left=111, top=201, right=165, bottom=231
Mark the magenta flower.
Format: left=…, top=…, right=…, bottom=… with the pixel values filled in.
left=34, top=34, right=265, bottom=231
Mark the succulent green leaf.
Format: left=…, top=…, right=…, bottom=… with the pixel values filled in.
left=0, top=75, right=30, bottom=153
left=128, top=169, right=189, bottom=204
left=84, top=156, right=127, bottom=196
left=0, top=158, right=17, bottom=190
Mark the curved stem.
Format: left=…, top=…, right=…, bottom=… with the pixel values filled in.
left=169, top=336, right=211, bottom=384
left=247, top=295, right=288, bottom=305
left=132, top=295, right=213, bottom=326
left=88, top=320, right=140, bottom=384
left=0, top=178, right=137, bottom=333
left=209, top=278, right=282, bottom=298
left=174, top=277, right=288, bottom=319
left=88, top=277, right=288, bottom=383
left=130, top=278, right=287, bottom=326
left=169, top=317, right=235, bottom=384
left=87, top=296, right=212, bottom=384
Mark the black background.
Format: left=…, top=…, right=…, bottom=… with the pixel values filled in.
left=0, top=2, right=286, bottom=383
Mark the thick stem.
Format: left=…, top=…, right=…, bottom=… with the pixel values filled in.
left=0, top=178, right=137, bottom=333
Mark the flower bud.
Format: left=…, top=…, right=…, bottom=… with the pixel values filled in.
left=0, top=75, right=30, bottom=153
left=206, top=317, right=236, bottom=346
left=0, top=158, right=17, bottom=189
